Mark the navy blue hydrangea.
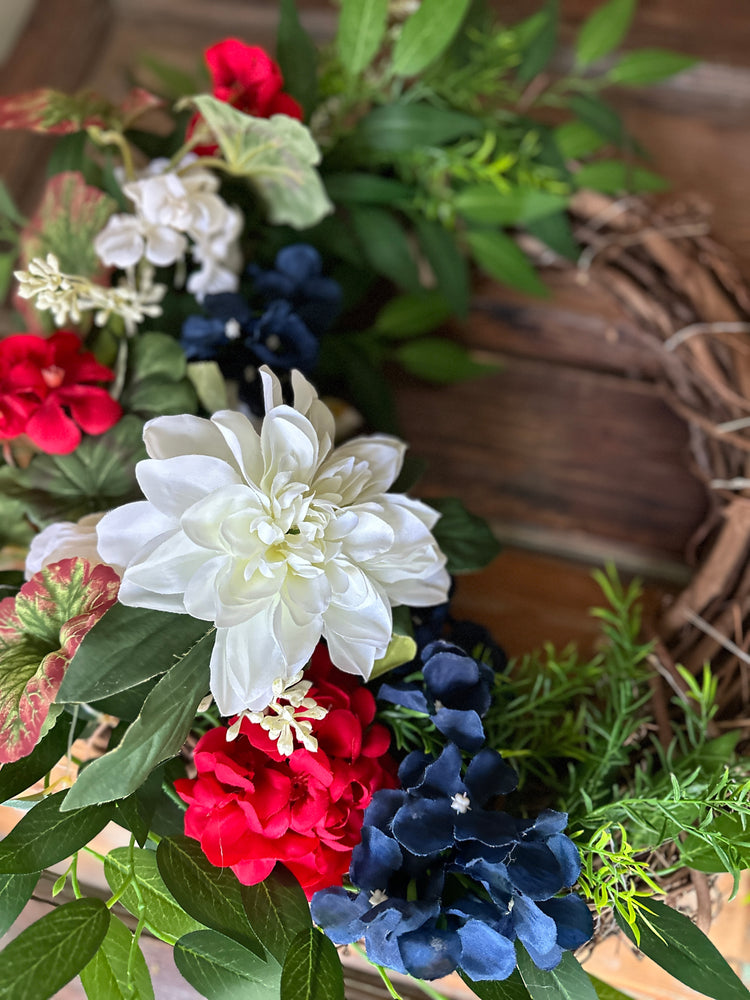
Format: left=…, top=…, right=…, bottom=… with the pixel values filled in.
left=310, top=744, right=592, bottom=982
left=180, top=244, right=341, bottom=414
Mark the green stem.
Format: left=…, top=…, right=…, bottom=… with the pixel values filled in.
left=351, top=944, right=404, bottom=1000
left=409, top=978, right=450, bottom=1000
left=69, top=853, right=82, bottom=900
left=126, top=835, right=147, bottom=991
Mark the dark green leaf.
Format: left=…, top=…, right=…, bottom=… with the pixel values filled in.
left=374, top=291, right=452, bottom=339
left=574, top=160, right=668, bottom=194
left=104, top=846, right=203, bottom=945
left=588, top=976, right=639, bottom=1000
left=351, top=206, right=420, bottom=290
left=615, top=898, right=750, bottom=1000
left=516, top=1, right=558, bottom=84
left=337, top=0, right=389, bottom=77
left=608, top=48, right=698, bottom=85
left=157, top=836, right=265, bottom=956
left=80, top=914, right=154, bottom=1000
left=324, top=172, right=413, bottom=205
left=413, top=215, right=470, bottom=317
left=568, top=94, right=625, bottom=146
left=392, top=0, right=471, bottom=76
left=320, top=338, right=398, bottom=433
left=277, top=0, right=318, bottom=116
left=460, top=970, right=532, bottom=999
left=395, top=338, right=497, bottom=384
left=517, top=947, right=599, bottom=999
left=91, top=677, right=159, bottom=723
left=45, top=132, right=88, bottom=177
left=525, top=212, right=579, bottom=261
left=280, top=928, right=344, bottom=1000
left=0, top=791, right=111, bottom=874
left=175, top=929, right=282, bottom=999
left=680, top=813, right=750, bottom=872
left=120, top=332, right=198, bottom=420
left=428, top=496, right=501, bottom=574
left=241, top=865, right=312, bottom=965
left=0, top=179, right=25, bottom=225
left=0, top=253, right=15, bottom=303
left=554, top=121, right=607, bottom=159
left=0, top=872, right=39, bottom=938
left=137, top=54, right=203, bottom=100
left=59, top=604, right=211, bottom=703
left=61, top=630, right=213, bottom=810
left=353, top=104, right=482, bottom=152
left=455, top=186, right=568, bottom=225
left=466, top=229, right=548, bottom=297
left=0, top=898, right=110, bottom=1000
left=575, top=0, right=636, bottom=66
left=0, top=715, right=74, bottom=805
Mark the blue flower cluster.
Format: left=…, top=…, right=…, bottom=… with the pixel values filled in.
left=311, top=744, right=593, bottom=981
left=181, top=244, right=341, bottom=412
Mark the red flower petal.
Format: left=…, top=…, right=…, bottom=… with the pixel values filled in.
left=56, top=385, right=122, bottom=436
left=25, top=399, right=81, bottom=453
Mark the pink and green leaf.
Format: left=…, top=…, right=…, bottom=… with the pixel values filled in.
left=0, top=87, right=163, bottom=135
left=0, top=559, right=119, bottom=765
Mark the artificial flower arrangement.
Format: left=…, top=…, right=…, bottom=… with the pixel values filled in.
left=0, top=1, right=749, bottom=999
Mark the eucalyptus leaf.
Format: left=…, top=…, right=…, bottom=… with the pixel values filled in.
left=175, top=929, right=282, bottom=1000
left=517, top=947, right=599, bottom=999
left=336, top=0, right=389, bottom=77
left=615, top=898, right=750, bottom=1000
left=59, top=604, right=212, bottom=703
left=568, top=94, right=625, bottom=146
left=241, top=865, right=312, bottom=965
left=466, top=229, right=548, bottom=297
left=395, top=338, right=497, bottom=384
left=0, top=872, right=39, bottom=938
left=80, top=915, right=155, bottom=1000
left=516, top=1, right=558, bottom=85
left=0, top=791, right=111, bottom=874
left=276, top=0, right=318, bottom=116
left=0, top=898, right=110, bottom=1000
left=460, top=970, right=532, bottom=999
left=428, top=496, right=501, bottom=574
left=324, top=172, right=413, bottom=206
left=575, top=0, right=636, bottom=67
left=574, top=160, right=668, bottom=194
left=455, top=186, right=568, bottom=226
left=280, top=928, right=344, bottom=1000
left=608, top=48, right=698, bottom=85
left=60, top=630, right=213, bottom=810
left=157, top=836, right=265, bottom=956
left=392, top=0, right=471, bottom=76
left=351, top=206, right=420, bottom=291
left=374, top=291, right=452, bottom=339
left=413, top=215, right=470, bottom=317
left=525, top=212, right=580, bottom=262
left=554, top=121, right=607, bottom=160
left=104, top=847, right=204, bottom=945
left=353, top=104, right=482, bottom=153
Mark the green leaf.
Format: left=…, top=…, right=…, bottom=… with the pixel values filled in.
left=608, top=48, right=698, bottom=85
left=516, top=1, right=558, bottom=85
left=460, top=970, right=532, bottom=999
left=413, top=215, right=470, bottom=317
left=615, top=898, right=750, bottom=1000
left=588, top=975, right=639, bottom=1000
left=104, top=846, right=204, bottom=944
left=120, top=332, right=198, bottom=420
left=428, top=496, right=501, bottom=573
left=45, top=132, right=88, bottom=178
left=276, top=0, right=318, bottom=116
left=0, top=715, right=74, bottom=805
left=157, top=836, right=265, bottom=957
left=574, top=160, right=668, bottom=194
left=0, top=898, right=110, bottom=1000
left=392, top=0, right=471, bottom=76
left=395, top=338, right=497, bottom=384
left=280, top=928, right=344, bottom=1000
left=0, top=253, right=16, bottom=303
left=455, top=186, right=568, bottom=225
left=175, top=929, right=282, bottom=999
left=568, top=94, right=625, bottom=146
left=324, top=172, right=413, bottom=205
left=374, top=291, right=452, bottom=339
left=0, top=872, right=39, bottom=938
left=370, top=633, right=418, bottom=680
left=59, top=604, right=211, bottom=704
left=80, top=914, right=154, bottom=1000
left=241, top=865, right=312, bottom=965
left=187, top=361, right=229, bottom=414
left=353, top=103, right=482, bottom=153
left=0, top=178, right=25, bottom=225
left=0, top=791, right=111, bottom=874
left=186, top=96, right=332, bottom=229
left=517, top=947, right=599, bottom=999
left=351, top=206, right=421, bottom=291
left=336, top=0, right=389, bottom=77
left=554, top=121, right=607, bottom=159
left=525, top=212, right=580, bottom=262
left=137, top=53, right=204, bottom=100
left=680, top=812, right=750, bottom=872
left=575, top=0, right=636, bottom=67
left=60, top=629, right=213, bottom=810
left=466, top=229, right=548, bottom=297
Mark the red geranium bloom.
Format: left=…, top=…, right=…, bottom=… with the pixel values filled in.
left=175, top=646, right=398, bottom=898
left=189, top=39, right=303, bottom=154
left=0, top=331, right=122, bottom=454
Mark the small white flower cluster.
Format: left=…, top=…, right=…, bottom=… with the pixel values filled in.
left=226, top=671, right=328, bottom=756
left=94, top=158, right=243, bottom=301
left=14, top=254, right=165, bottom=335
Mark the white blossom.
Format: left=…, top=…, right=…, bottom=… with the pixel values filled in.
left=96, top=367, right=449, bottom=716
left=25, top=512, right=122, bottom=579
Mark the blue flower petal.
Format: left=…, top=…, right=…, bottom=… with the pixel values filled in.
left=398, top=752, right=431, bottom=790
left=538, top=895, right=594, bottom=951
left=276, top=243, right=322, bottom=281
left=180, top=316, right=229, bottom=360
left=418, top=744, right=465, bottom=797
left=454, top=809, right=518, bottom=848
left=362, top=788, right=405, bottom=832
left=202, top=292, right=253, bottom=325
left=392, top=797, right=456, bottom=856
left=378, top=682, right=431, bottom=714
left=512, top=894, right=558, bottom=959
left=528, top=809, right=569, bottom=838
left=310, top=886, right=369, bottom=944
left=432, top=707, right=485, bottom=751
left=522, top=938, right=563, bottom=972
left=350, top=826, right=403, bottom=890
left=465, top=749, right=518, bottom=802
left=399, top=925, right=462, bottom=980
left=545, top=833, right=582, bottom=887
left=505, top=842, right=564, bottom=900
left=457, top=919, right=517, bottom=981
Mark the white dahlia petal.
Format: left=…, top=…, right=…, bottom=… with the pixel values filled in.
left=123, top=530, right=209, bottom=599
left=25, top=513, right=112, bottom=579
left=136, top=455, right=242, bottom=520
left=96, top=501, right=176, bottom=568
left=318, top=435, right=406, bottom=503
left=143, top=413, right=231, bottom=462
left=210, top=410, right=264, bottom=485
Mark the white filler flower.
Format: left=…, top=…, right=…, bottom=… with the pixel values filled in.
left=96, top=368, right=449, bottom=715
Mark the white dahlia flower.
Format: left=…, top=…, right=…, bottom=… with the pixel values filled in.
left=96, top=368, right=449, bottom=715
left=25, top=512, right=121, bottom=579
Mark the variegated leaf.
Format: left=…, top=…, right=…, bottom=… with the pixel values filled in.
left=0, top=87, right=162, bottom=135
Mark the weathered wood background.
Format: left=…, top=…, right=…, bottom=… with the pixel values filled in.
left=2, top=1, right=750, bottom=996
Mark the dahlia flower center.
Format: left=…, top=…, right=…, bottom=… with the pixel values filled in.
left=41, top=365, right=65, bottom=389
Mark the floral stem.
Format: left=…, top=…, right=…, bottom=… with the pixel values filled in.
left=351, top=944, right=404, bottom=1000
left=409, top=977, right=450, bottom=1000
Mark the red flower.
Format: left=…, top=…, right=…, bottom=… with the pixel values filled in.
left=175, top=646, right=398, bottom=898
left=0, top=331, right=122, bottom=454
left=189, top=39, right=303, bottom=154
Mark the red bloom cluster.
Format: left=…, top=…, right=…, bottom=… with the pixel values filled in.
left=0, top=332, right=122, bottom=454
left=189, top=39, right=303, bottom=154
left=175, top=647, right=398, bottom=898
